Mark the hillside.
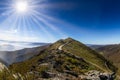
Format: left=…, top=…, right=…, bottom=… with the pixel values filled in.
left=0, top=44, right=50, bottom=65
left=0, top=38, right=116, bottom=80
left=96, top=44, right=120, bottom=75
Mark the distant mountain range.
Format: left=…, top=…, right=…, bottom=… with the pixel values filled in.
left=0, top=40, right=50, bottom=65
left=87, top=44, right=106, bottom=50
left=0, top=44, right=50, bottom=65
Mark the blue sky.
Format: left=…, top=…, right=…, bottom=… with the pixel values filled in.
left=0, top=0, right=120, bottom=44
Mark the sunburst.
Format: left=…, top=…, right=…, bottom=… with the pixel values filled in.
left=0, top=0, right=68, bottom=42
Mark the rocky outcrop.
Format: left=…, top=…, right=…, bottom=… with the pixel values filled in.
left=79, top=70, right=115, bottom=80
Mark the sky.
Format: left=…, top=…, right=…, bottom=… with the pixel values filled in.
left=0, top=0, right=120, bottom=44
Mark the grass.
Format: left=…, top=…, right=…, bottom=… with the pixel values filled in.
left=62, top=38, right=117, bottom=72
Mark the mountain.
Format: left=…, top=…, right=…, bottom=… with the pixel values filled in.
left=2, top=38, right=116, bottom=80
left=88, top=44, right=106, bottom=50
left=95, top=44, right=120, bottom=75
left=0, top=44, right=50, bottom=65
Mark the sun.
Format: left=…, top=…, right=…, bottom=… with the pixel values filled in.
left=15, top=0, right=29, bottom=13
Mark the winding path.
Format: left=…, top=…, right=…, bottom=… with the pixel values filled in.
left=58, top=42, right=69, bottom=50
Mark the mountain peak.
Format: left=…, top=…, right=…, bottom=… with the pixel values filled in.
left=65, top=37, right=74, bottom=40
left=54, top=37, right=75, bottom=44
left=64, top=37, right=76, bottom=41
left=56, top=37, right=75, bottom=43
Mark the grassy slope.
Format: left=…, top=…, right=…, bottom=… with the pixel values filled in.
left=8, top=38, right=117, bottom=79
left=9, top=49, right=97, bottom=78
left=96, top=44, right=120, bottom=75
left=62, top=38, right=117, bottom=72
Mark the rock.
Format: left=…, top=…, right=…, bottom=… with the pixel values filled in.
left=99, top=75, right=108, bottom=80
left=41, top=71, right=56, bottom=78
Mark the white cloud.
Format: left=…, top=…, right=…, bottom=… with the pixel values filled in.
left=0, top=30, right=40, bottom=42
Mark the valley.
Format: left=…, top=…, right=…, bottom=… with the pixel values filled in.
left=94, top=44, right=120, bottom=77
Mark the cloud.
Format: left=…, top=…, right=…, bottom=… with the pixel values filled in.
left=0, top=30, right=40, bottom=42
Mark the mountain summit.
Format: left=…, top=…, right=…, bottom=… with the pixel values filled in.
left=0, top=38, right=117, bottom=80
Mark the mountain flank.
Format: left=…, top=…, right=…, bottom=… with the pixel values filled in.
left=0, top=38, right=117, bottom=80
left=95, top=44, right=120, bottom=76
left=0, top=44, right=50, bottom=65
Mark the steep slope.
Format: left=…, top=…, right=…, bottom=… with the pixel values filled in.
left=96, top=44, right=120, bottom=75
left=8, top=38, right=117, bottom=80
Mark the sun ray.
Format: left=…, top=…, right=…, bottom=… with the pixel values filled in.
left=0, top=14, right=16, bottom=30
left=0, top=0, right=68, bottom=42
left=31, top=10, right=67, bottom=37
left=30, top=15, right=56, bottom=41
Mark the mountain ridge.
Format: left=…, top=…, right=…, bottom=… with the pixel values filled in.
left=0, top=38, right=117, bottom=80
